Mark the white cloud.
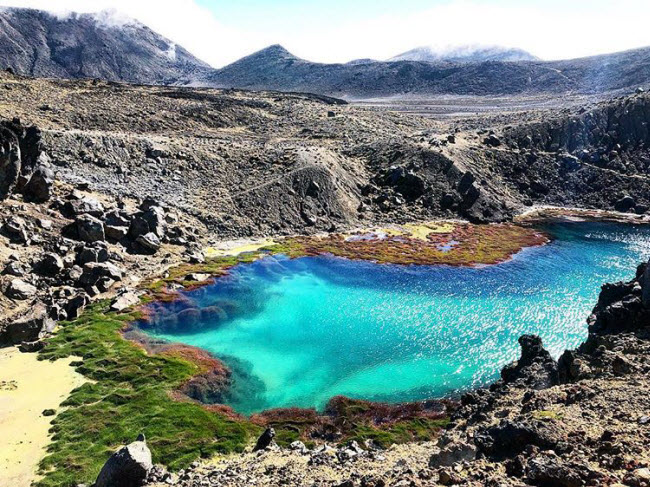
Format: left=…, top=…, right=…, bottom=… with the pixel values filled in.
left=0, top=0, right=649, bottom=67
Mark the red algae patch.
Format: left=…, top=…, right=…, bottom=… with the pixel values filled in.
left=281, top=222, right=548, bottom=266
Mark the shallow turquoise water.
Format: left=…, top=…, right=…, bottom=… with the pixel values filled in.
left=142, top=223, right=650, bottom=414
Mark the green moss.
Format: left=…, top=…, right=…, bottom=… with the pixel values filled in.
left=532, top=410, right=564, bottom=421
left=347, top=418, right=450, bottom=448
left=36, top=303, right=259, bottom=487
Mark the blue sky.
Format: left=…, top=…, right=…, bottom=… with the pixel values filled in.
left=2, top=0, right=650, bottom=67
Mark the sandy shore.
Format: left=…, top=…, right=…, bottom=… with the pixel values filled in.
left=0, top=347, right=87, bottom=487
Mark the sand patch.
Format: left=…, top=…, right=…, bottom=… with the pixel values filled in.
left=205, top=238, right=276, bottom=258
left=0, top=347, right=87, bottom=487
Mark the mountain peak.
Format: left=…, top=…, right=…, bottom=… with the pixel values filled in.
left=0, top=6, right=210, bottom=83
left=250, top=44, right=298, bottom=60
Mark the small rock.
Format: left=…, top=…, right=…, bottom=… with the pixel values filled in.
left=110, top=291, right=140, bottom=312
left=136, top=232, right=161, bottom=253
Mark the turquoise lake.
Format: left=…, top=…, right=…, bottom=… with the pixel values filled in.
left=142, top=223, right=650, bottom=414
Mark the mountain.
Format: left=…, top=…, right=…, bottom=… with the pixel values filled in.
left=198, top=44, right=650, bottom=98
left=0, top=7, right=210, bottom=84
left=389, top=45, right=538, bottom=63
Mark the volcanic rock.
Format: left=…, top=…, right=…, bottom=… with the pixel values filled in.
left=95, top=435, right=153, bottom=487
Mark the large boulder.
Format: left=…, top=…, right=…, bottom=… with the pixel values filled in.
left=1, top=216, right=29, bottom=243
left=95, top=435, right=152, bottom=487
left=0, top=303, right=54, bottom=346
left=63, top=196, right=105, bottom=217
left=76, top=214, right=105, bottom=243
left=5, top=278, right=37, bottom=300
left=474, top=419, right=566, bottom=458
left=78, top=262, right=123, bottom=289
left=63, top=293, right=90, bottom=320
left=35, top=253, right=64, bottom=277
left=23, top=165, right=55, bottom=203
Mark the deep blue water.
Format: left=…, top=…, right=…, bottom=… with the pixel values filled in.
left=142, top=223, right=650, bottom=414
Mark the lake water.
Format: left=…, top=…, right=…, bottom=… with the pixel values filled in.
left=142, top=223, right=650, bottom=414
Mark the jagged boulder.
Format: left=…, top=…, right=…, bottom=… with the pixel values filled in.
left=0, top=303, right=54, bottom=346
left=136, top=232, right=161, bottom=253
left=63, top=293, right=90, bottom=319
left=23, top=165, right=55, bottom=203
left=76, top=214, right=105, bottom=243
left=35, top=252, right=64, bottom=277
left=586, top=259, right=650, bottom=334
left=95, top=435, right=152, bottom=487
left=63, top=196, right=105, bottom=217
left=78, top=262, right=123, bottom=289
left=5, top=278, right=37, bottom=300
left=501, top=335, right=558, bottom=390
left=474, top=419, right=567, bottom=458
left=253, top=427, right=276, bottom=452
left=1, top=216, right=29, bottom=243
left=429, top=440, right=477, bottom=467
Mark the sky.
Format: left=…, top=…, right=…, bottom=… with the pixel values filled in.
left=1, top=0, right=649, bottom=67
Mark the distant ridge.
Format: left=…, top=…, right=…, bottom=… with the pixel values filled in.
left=0, top=7, right=210, bottom=84
left=198, top=44, right=650, bottom=98
left=389, top=45, right=538, bottom=63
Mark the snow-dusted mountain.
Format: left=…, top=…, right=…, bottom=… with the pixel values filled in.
left=0, top=7, right=210, bottom=83
left=389, top=45, right=538, bottom=63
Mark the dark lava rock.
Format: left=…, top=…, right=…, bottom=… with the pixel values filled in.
left=0, top=123, right=21, bottom=199
left=23, top=165, right=55, bottom=203
left=136, top=232, right=161, bottom=253
left=501, top=335, right=558, bottom=390
left=78, top=262, right=123, bottom=288
left=0, top=304, right=54, bottom=346
left=95, top=435, right=153, bottom=487
left=474, top=419, right=566, bottom=458
left=63, top=196, right=105, bottom=218
left=35, top=252, right=64, bottom=277
left=525, top=453, right=603, bottom=487
left=5, top=278, right=37, bottom=300
left=586, top=259, right=650, bottom=334
left=253, top=427, right=276, bottom=452
left=76, top=214, right=105, bottom=243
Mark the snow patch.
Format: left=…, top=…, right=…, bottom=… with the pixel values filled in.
left=165, top=43, right=177, bottom=62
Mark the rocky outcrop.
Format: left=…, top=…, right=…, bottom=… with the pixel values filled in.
left=95, top=434, right=153, bottom=487
left=500, top=335, right=559, bottom=390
